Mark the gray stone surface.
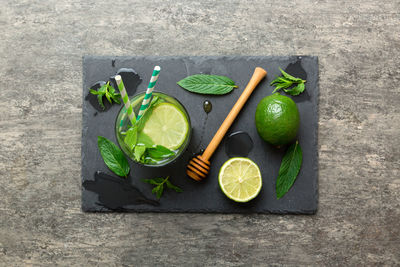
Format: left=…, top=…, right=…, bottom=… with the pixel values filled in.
left=0, top=0, right=399, bottom=265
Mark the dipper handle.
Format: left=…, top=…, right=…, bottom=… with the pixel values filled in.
left=201, top=67, right=267, bottom=160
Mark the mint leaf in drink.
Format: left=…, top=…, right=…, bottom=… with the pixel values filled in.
left=89, top=81, right=121, bottom=110
left=276, top=140, right=302, bottom=199
left=124, top=126, right=138, bottom=151
left=134, top=144, right=146, bottom=162
left=97, top=136, right=130, bottom=177
left=271, top=68, right=306, bottom=95
left=142, top=176, right=183, bottom=199
left=146, top=145, right=175, bottom=159
left=136, top=132, right=154, bottom=148
left=177, top=74, right=237, bottom=95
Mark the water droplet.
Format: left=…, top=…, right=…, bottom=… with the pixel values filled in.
left=225, top=131, right=253, bottom=158
left=83, top=171, right=159, bottom=211
left=110, top=68, right=142, bottom=95
left=285, top=59, right=307, bottom=80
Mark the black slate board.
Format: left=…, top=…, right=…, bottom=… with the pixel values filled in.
left=82, top=56, right=319, bottom=214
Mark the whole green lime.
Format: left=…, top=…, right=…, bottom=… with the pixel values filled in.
left=255, top=93, right=300, bottom=146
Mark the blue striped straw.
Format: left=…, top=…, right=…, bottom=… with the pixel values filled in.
left=136, top=66, right=161, bottom=121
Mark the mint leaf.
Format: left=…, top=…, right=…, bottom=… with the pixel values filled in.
left=153, top=177, right=165, bottom=183
left=105, top=91, right=112, bottom=103
left=270, top=68, right=306, bottom=96
left=89, top=89, right=101, bottom=95
left=142, top=176, right=183, bottom=199
left=89, top=81, right=121, bottom=110
left=97, top=136, right=130, bottom=177
left=284, top=83, right=305, bottom=96
left=165, top=180, right=183, bottom=192
left=142, top=178, right=160, bottom=185
left=97, top=95, right=105, bottom=110
left=146, top=145, right=175, bottom=159
left=134, top=144, right=146, bottom=162
left=137, top=133, right=154, bottom=148
left=279, top=68, right=304, bottom=83
left=276, top=141, right=302, bottom=199
left=111, top=93, right=121, bottom=104
left=177, top=74, right=237, bottom=95
left=154, top=184, right=164, bottom=199
left=124, top=126, right=137, bottom=151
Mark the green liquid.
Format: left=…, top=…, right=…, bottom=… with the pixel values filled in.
left=115, top=92, right=191, bottom=166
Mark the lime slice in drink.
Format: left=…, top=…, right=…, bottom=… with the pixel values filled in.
left=142, top=103, right=189, bottom=150
left=218, top=157, right=262, bottom=202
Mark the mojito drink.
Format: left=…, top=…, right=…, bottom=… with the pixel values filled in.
left=115, top=92, right=191, bottom=166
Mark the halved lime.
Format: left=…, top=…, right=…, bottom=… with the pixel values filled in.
left=142, top=103, right=189, bottom=150
left=218, top=157, right=262, bottom=202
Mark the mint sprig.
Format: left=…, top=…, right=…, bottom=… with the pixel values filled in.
left=271, top=68, right=306, bottom=96
left=90, top=81, right=121, bottom=109
left=142, top=176, right=183, bottom=199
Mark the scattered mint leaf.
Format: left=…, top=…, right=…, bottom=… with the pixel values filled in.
left=177, top=74, right=238, bottom=95
left=89, top=89, right=101, bottom=95
left=97, top=136, right=130, bottom=178
left=142, top=176, right=183, bottom=199
left=105, top=91, right=112, bottom=103
left=107, top=84, right=121, bottom=104
left=97, top=95, right=105, bottom=109
left=154, top=184, right=164, bottom=199
left=89, top=81, right=121, bottom=110
left=153, top=177, right=165, bottom=183
left=279, top=68, right=304, bottom=83
left=165, top=180, right=183, bottom=192
left=271, top=68, right=306, bottom=95
left=142, top=178, right=159, bottom=185
left=276, top=140, right=302, bottom=199
left=284, top=82, right=305, bottom=96
left=124, top=126, right=138, bottom=151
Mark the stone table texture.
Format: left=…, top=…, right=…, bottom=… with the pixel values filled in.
left=0, top=0, right=399, bottom=266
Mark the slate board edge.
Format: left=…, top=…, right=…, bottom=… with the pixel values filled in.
left=81, top=55, right=319, bottom=215
left=312, top=56, right=319, bottom=215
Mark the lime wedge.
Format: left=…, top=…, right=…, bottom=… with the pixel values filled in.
left=142, top=103, right=189, bottom=150
left=218, top=157, right=262, bottom=202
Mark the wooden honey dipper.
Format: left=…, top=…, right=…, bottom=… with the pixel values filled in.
left=187, top=67, right=267, bottom=181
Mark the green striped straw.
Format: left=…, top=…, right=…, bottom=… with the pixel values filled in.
left=136, top=66, right=161, bottom=121
left=115, top=75, right=135, bottom=125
